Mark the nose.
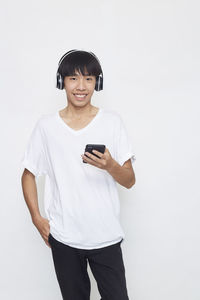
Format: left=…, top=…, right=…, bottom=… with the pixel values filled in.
left=76, top=78, right=86, bottom=90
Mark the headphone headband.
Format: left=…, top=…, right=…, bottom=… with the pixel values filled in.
left=58, top=49, right=79, bottom=67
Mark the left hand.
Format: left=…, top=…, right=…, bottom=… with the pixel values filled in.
left=81, top=147, right=114, bottom=170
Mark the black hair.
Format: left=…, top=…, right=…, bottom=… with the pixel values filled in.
left=57, top=49, right=103, bottom=79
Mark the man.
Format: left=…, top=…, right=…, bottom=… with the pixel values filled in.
left=21, top=49, right=136, bottom=300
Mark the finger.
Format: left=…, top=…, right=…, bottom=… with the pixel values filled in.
left=46, top=241, right=51, bottom=248
left=82, top=154, right=96, bottom=165
left=82, top=154, right=102, bottom=168
left=45, top=232, right=50, bottom=242
left=91, top=149, right=104, bottom=158
left=81, top=154, right=90, bottom=163
left=84, top=151, right=101, bottom=162
left=45, top=234, right=51, bottom=247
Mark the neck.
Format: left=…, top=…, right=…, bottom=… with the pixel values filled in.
left=63, top=104, right=97, bottom=119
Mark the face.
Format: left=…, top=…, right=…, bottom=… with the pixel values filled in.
left=63, top=69, right=96, bottom=107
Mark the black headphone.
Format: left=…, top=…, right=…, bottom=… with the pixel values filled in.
left=56, top=49, right=103, bottom=91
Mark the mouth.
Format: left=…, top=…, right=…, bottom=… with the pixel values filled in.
left=73, top=93, right=88, bottom=100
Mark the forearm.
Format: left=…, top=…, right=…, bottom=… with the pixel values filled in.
left=106, top=159, right=135, bottom=189
left=21, top=171, right=41, bottom=223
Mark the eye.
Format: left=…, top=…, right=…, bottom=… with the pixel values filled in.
left=70, top=77, right=76, bottom=80
left=86, top=77, right=93, bottom=81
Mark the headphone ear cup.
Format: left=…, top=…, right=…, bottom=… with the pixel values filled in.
left=99, top=75, right=103, bottom=90
left=56, top=73, right=64, bottom=89
left=95, top=76, right=99, bottom=91
left=95, top=75, right=103, bottom=91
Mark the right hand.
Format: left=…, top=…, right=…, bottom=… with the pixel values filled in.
left=32, top=215, right=51, bottom=248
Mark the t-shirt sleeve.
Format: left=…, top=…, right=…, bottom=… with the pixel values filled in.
left=115, top=115, right=136, bottom=168
left=21, top=119, right=48, bottom=177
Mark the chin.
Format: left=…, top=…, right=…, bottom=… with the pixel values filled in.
left=68, top=95, right=92, bottom=104
left=69, top=100, right=91, bottom=107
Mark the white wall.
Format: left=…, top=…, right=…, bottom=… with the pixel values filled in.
left=1, top=0, right=199, bottom=299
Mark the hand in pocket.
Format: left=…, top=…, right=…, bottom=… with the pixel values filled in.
left=32, top=215, right=51, bottom=248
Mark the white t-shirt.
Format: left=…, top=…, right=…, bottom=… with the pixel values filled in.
left=21, top=108, right=136, bottom=249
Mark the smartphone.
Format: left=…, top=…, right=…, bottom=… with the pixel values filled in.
left=83, top=144, right=106, bottom=163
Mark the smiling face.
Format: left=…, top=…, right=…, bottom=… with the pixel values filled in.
left=63, top=69, right=96, bottom=107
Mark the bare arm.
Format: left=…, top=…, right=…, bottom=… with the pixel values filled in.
left=21, top=169, right=51, bottom=247
left=106, top=158, right=136, bottom=189
left=21, top=169, right=41, bottom=221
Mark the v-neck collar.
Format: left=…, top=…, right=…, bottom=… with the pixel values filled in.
left=56, top=107, right=103, bottom=135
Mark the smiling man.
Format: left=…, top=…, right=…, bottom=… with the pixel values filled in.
left=21, top=49, right=136, bottom=300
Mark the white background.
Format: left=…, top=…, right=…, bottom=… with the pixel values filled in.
left=1, top=0, right=200, bottom=299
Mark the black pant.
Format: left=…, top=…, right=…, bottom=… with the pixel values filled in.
left=48, top=233, right=129, bottom=300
